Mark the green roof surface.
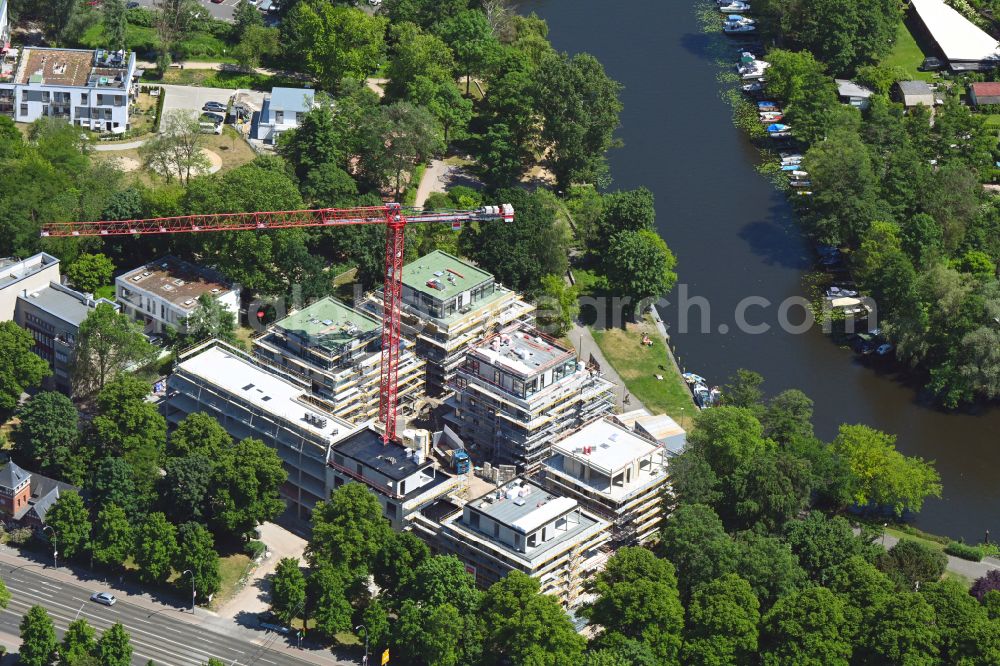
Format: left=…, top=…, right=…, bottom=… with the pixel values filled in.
left=402, top=251, right=493, bottom=301
left=275, top=297, right=379, bottom=351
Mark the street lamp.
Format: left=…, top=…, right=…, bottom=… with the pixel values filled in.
left=42, top=525, right=57, bottom=569
left=356, top=625, right=369, bottom=666
left=182, top=569, right=195, bottom=612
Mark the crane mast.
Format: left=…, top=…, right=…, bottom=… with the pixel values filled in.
left=41, top=202, right=514, bottom=443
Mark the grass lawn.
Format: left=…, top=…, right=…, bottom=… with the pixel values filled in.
left=883, top=526, right=947, bottom=552
left=141, top=68, right=303, bottom=91
left=983, top=114, right=1000, bottom=127
left=94, top=285, right=115, bottom=300
left=590, top=316, right=695, bottom=430
left=203, top=127, right=258, bottom=172
left=210, top=553, right=252, bottom=609
left=883, top=20, right=935, bottom=82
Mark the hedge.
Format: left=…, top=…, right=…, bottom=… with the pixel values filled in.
left=945, top=541, right=984, bottom=561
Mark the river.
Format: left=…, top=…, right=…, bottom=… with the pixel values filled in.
left=517, top=0, right=1000, bottom=540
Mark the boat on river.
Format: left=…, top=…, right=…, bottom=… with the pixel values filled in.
left=719, top=1, right=751, bottom=13
left=723, top=15, right=757, bottom=33
left=742, top=81, right=765, bottom=93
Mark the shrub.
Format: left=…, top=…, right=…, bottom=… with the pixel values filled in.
left=245, top=540, right=266, bottom=560
left=972, top=569, right=1000, bottom=601
left=945, top=541, right=984, bottom=561
left=126, top=7, right=156, bottom=27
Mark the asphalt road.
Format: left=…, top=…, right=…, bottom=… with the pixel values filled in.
left=0, top=564, right=318, bottom=666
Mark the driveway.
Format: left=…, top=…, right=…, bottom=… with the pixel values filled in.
left=215, top=521, right=307, bottom=620
left=413, top=159, right=482, bottom=208
left=160, top=84, right=266, bottom=123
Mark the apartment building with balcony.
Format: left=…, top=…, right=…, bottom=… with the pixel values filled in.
left=452, top=323, right=615, bottom=470
left=14, top=282, right=115, bottom=393
left=365, top=250, right=533, bottom=396
left=327, top=427, right=463, bottom=529
left=414, top=478, right=611, bottom=607
left=541, top=418, right=673, bottom=546
left=0, top=44, right=136, bottom=133
left=252, top=296, right=425, bottom=424
left=165, top=340, right=367, bottom=519
left=116, top=257, right=240, bottom=336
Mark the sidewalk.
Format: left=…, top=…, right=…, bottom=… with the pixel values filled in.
left=569, top=323, right=641, bottom=411
left=0, top=546, right=346, bottom=665
left=878, top=532, right=1000, bottom=582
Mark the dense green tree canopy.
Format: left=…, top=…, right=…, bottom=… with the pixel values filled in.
left=13, top=392, right=81, bottom=481
left=0, top=321, right=50, bottom=412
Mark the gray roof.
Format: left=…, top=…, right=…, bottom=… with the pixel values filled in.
left=24, top=486, right=60, bottom=523
left=268, top=87, right=315, bottom=114
left=19, top=282, right=104, bottom=327
left=897, top=80, right=934, bottom=95
left=0, top=461, right=30, bottom=491
left=335, top=427, right=428, bottom=481
left=835, top=79, right=874, bottom=99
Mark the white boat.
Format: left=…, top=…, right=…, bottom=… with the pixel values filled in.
left=742, top=81, right=765, bottom=93
left=720, top=1, right=751, bottom=13
left=724, top=17, right=757, bottom=33
left=738, top=60, right=769, bottom=79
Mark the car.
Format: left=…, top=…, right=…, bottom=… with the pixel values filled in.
left=920, top=57, right=944, bottom=72
left=126, top=1, right=140, bottom=7
left=202, top=101, right=227, bottom=113
left=211, top=0, right=224, bottom=3
left=90, top=592, right=117, bottom=606
left=200, top=112, right=224, bottom=124
left=875, top=343, right=894, bottom=356
left=257, top=611, right=289, bottom=634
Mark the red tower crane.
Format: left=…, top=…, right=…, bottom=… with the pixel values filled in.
left=40, top=202, right=514, bottom=443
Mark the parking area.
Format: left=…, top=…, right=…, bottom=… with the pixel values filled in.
left=159, top=84, right=266, bottom=121
left=133, top=0, right=242, bottom=22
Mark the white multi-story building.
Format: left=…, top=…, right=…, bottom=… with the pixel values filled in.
left=0, top=41, right=136, bottom=133
left=116, top=257, right=240, bottom=336
left=451, top=323, right=615, bottom=470
left=542, top=418, right=674, bottom=546
left=0, top=252, right=61, bottom=321
left=253, top=86, right=315, bottom=144
left=414, top=478, right=611, bottom=607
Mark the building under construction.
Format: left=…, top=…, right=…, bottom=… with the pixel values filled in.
left=366, top=250, right=534, bottom=396
left=541, top=418, right=674, bottom=546
left=252, top=296, right=426, bottom=424
left=451, top=323, right=615, bottom=471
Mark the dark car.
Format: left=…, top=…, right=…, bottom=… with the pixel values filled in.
left=257, top=611, right=289, bottom=634
left=200, top=112, right=224, bottom=124
left=126, top=1, right=140, bottom=6
left=202, top=101, right=227, bottom=113
left=920, top=57, right=944, bottom=72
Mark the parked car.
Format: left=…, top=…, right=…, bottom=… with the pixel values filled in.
left=875, top=343, right=894, bottom=356
left=202, top=101, right=227, bottom=113
left=90, top=592, right=117, bottom=606
left=200, top=112, right=224, bottom=124
left=258, top=611, right=289, bottom=634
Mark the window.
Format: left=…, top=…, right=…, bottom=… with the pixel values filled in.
left=469, top=512, right=480, bottom=529
left=19, top=103, right=27, bottom=117
left=385, top=503, right=397, bottom=518
left=399, top=480, right=406, bottom=494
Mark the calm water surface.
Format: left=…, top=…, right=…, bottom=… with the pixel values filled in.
left=518, top=0, right=1000, bottom=540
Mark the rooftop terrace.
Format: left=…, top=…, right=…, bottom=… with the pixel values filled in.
left=274, top=297, right=379, bottom=352
left=552, top=419, right=660, bottom=476
left=0, top=252, right=58, bottom=290
left=402, top=250, right=492, bottom=301
left=118, top=257, right=235, bottom=311
left=334, top=427, right=430, bottom=482
left=12, top=48, right=132, bottom=88
left=471, top=325, right=574, bottom=378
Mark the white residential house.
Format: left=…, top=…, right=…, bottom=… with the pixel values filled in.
left=0, top=44, right=136, bottom=133
left=115, top=256, right=240, bottom=335
left=253, top=86, right=315, bottom=144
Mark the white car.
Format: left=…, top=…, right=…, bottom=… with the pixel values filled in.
left=90, top=592, right=117, bottom=606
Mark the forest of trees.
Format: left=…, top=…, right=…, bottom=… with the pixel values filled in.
left=750, top=0, right=1000, bottom=406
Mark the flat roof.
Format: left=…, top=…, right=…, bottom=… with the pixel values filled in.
left=334, top=427, right=428, bottom=481
left=911, top=0, right=1000, bottom=63
left=471, top=325, right=574, bottom=377
left=0, top=252, right=58, bottom=290
left=269, top=87, right=315, bottom=113
left=174, top=344, right=355, bottom=441
left=17, top=47, right=129, bottom=88
left=118, top=256, right=235, bottom=311
left=274, top=297, right=379, bottom=352
left=553, top=419, right=659, bottom=474
left=470, top=479, right=578, bottom=534
left=402, top=250, right=493, bottom=301
left=19, top=282, right=100, bottom=327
